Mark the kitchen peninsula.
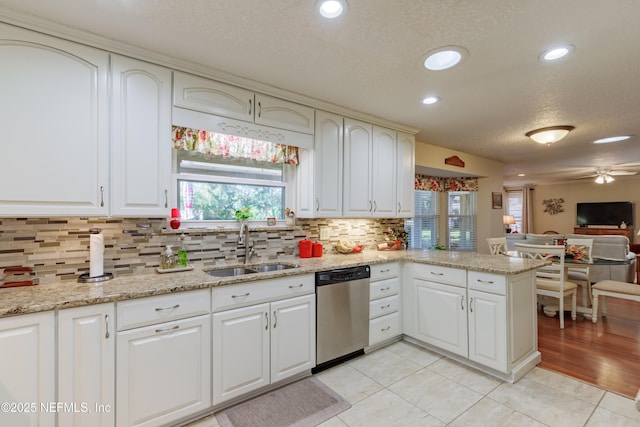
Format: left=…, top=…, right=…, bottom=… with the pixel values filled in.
left=0, top=250, right=545, bottom=427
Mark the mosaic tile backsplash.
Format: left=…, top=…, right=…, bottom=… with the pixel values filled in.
left=0, top=217, right=404, bottom=284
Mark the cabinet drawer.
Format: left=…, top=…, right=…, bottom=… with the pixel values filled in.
left=370, top=262, right=400, bottom=281
left=413, top=263, right=466, bottom=287
left=212, top=274, right=314, bottom=312
left=369, top=312, right=401, bottom=346
left=117, top=289, right=210, bottom=331
left=370, top=277, right=399, bottom=300
left=468, top=271, right=507, bottom=295
left=369, top=295, right=399, bottom=319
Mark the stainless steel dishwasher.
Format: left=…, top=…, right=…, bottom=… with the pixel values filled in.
left=314, top=265, right=370, bottom=372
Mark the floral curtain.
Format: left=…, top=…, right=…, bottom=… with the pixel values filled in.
left=172, top=126, right=299, bottom=165
left=415, top=175, right=479, bottom=192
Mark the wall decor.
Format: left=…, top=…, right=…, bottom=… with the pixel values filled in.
left=444, top=155, right=465, bottom=168
left=542, top=198, right=565, bottom=215
left=492, top=192, right=502, bottom=209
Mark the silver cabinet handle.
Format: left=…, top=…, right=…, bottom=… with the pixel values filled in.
left=249, top=98, right=252, bottom=115
left=258, top=101, right=262, bottom=118
left=100, top=186, right=104, bottom=207
left=469, top=297, right=474, bottom=313
left=476, top=279, right=495, bottom=285
left=316, top=198, right=320, bottom=211
left=380, top=304, right=391, bottom=309
left=430, top=271, right=444, bottom=276
left=460, top=294, right=464, bottom=310
left=273, top=310, right=277, bottom=328
left=289, top=284, right=304, bottom=289
left=104, top=314, right=110, bottom=339
left=232, top=293, right=250, bottom=299
left=379, top=268, right=390, bottom=273
left=398, top=202, right=401, bottom=212
left=265, top=312, right=268, bottom=330
left=381, top=326, right=391, bottom=332
left=155, top=304, right=180, bottom=311
left=155, top=325, right=179, bottom=333
left=373, top=200, right=377, bottom=212
left=368, top=200, right=373, bottom=212
left=380, top=286, right=390, bottom=291
left=164, top=189, right=168, bottom=208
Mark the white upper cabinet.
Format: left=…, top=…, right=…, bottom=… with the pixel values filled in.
left=0, top=23, right=109, bottom=217
left=396, top=132, right=416, bottom=217
left=343, top=118, right=373, bottom=217
left=173, top=72, right=314, bottom=135
left=371, top=126, right=397, bottom=217
left=110, top=55, right=172, bottom=217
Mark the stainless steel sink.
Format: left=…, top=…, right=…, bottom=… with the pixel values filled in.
left=206, top=267, right=258, bottom=277
left=253, top=263, right=299, bottom=272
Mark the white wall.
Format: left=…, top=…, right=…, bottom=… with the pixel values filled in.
left=414, top=141, right=506, bottom=253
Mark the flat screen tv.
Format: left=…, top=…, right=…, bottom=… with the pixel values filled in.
left=576, top=201, right=634, bottom=226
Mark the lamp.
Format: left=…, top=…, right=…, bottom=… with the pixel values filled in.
left=525, top=125, right=575, bottom=144
left=503, top=214, right=516, bottom=233
left=170, top=208, right=181, bottom=230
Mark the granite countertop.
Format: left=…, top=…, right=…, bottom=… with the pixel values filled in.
left=0, top=250, right=545, bottom=318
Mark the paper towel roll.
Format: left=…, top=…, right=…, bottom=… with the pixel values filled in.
left=89, top=233, right=104, bottom=277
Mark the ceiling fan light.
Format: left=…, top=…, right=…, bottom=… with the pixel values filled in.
left=594, top=175, right=605, bottom=184
left=605, top=175, right=615, bottom=183
left=525, top=125, right=575, bottom=144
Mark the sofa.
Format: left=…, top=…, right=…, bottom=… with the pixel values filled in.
left=506, top=233, right=636, bottom=283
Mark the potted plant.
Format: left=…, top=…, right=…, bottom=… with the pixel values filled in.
left=380, top=227, right=409, bottom=250
left=234, top=207, right=253, bottom=223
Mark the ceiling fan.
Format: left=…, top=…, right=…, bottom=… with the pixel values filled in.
left=574, top=168, right=638, bottom=184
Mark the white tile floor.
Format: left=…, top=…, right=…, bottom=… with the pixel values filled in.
left=188, top=340, right=640, bottom=427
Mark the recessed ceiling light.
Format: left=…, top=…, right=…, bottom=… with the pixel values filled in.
left=593, top=135, right=631, bottom=144
left=422, top=46, right=467, bottom=71
left=422, top=96, right=440, bottom=105
left=315, top=0, right=348, bottom=18
left=540, top=45, right=574, bottom=62
left=518, top=173, right=526, bottom=177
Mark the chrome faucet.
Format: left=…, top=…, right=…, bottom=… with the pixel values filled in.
left=238, top=222, right=256, bottom=264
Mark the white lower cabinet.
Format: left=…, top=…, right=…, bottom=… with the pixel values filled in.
left=212, top=293, right=315, bottom=405
left=368, top=262, right=402, bottom=347
left=0, top=312, right=55, bottom=427
left=58, top=303, right=115, bottom=427
left=116, top=290, right=211, bottom=427
left=468, top=289, right=507, bottom=371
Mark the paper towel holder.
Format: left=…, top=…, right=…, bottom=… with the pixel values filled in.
left=78, top=228, right=113, bottom=283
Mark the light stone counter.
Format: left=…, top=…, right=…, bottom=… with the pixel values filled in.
left=0, top=250, right=546, bottom=318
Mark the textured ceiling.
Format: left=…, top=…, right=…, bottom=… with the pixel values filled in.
left=2, top=0, right=640, bottom=186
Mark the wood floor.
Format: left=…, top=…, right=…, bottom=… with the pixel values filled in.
left=537, top=289, right=640, bottom=398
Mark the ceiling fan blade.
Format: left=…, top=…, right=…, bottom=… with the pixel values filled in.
left=608, top=170, right=637, bottom=176
left=573, top=174, right=598, bottom=179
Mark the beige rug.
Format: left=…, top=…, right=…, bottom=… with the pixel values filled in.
left=215, top=377, right=351, bottom=427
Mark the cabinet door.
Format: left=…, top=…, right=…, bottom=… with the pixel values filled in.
left=468, top=290, right=507, bottom=372
left=58, top=303, right=115, bottom=427
left=0, top=312, right=55, bottom=427
left=371, top=126, right=396, bottom=217
left=212, top=304, right=270, bottom=405
left=111, top=55, right=171, bottom=217
left=117, top=315, right=211, bottom=427
left=396, top=132, right=416, bottom=217
left=313, top=111, right=343, bottom=217
left=0, top=24, right=109, bottom=216
left=413, top=279, right=468, bottom=357
left=270, top=295, right=315, bottom=383
left=255, top=94, right=315, bottom=135
left=343, top=118, right=373, bottom=217
left=173, top=71, right=254, bottom=122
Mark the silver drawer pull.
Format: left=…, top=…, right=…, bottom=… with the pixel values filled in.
left=430, top=271, right=444, bottom=276
left=379, top=268, right=390, bottom=273
left=289, top=284, right=304, bottom=289
left=476, top=279, right=495, bottom=284
left=104, top=314, right=110, bottom=339
left=381, top=304, right=391, bottom=309
left=380, top=286, right=391, bottom=291
left=381, top=326, right=391, bottom=332
left=155, top=325, right=179, bottom=333
left=232, top=293, right=250, bottom=298
left=155, top=304, right=180, bottom=312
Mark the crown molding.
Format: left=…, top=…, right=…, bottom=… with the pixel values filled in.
left=0, top=7, right=419, bottom=135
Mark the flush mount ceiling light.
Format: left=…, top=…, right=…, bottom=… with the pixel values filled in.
left=594, top=135, right=631, bottom=144
left=315, top=0, right=348, bottom=18
left=525, top=125, right=575, bottom=144
left=422, top=96, right=440, bottom=105
left=540, top=45, right=575, bottom=62
left=422, top=46, right=467, bottom=71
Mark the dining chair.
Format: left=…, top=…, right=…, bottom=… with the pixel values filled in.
left=486, top=237, right=507, bottom=255
left=565, top=238, right=594, bottom=307
left=514, top=242, right=577, bottom=329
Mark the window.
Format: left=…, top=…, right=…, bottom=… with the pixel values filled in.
left=405, top=190, right=440, bottom=249
left=506, top=190, right=523, bottom=232
left=446, top=191, right=477, bottom=250
left=175, top=150, right=289, bottom=221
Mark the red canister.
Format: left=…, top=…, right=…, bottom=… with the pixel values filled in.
left=312, top=242, right=323, bottom=257
left=299, top=239, right=312, bottom=258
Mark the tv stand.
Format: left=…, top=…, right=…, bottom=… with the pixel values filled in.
left=573, top=227, right=634, bottom=243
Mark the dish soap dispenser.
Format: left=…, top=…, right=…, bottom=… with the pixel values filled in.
left=178, top=234, right=188, bottom=267
left=162, top=245, right=175, bottom=270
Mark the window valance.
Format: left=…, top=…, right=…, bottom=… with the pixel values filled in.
left=172, top=126, right=299, bottom=165
left=415, top=175, right=479, bottom=192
